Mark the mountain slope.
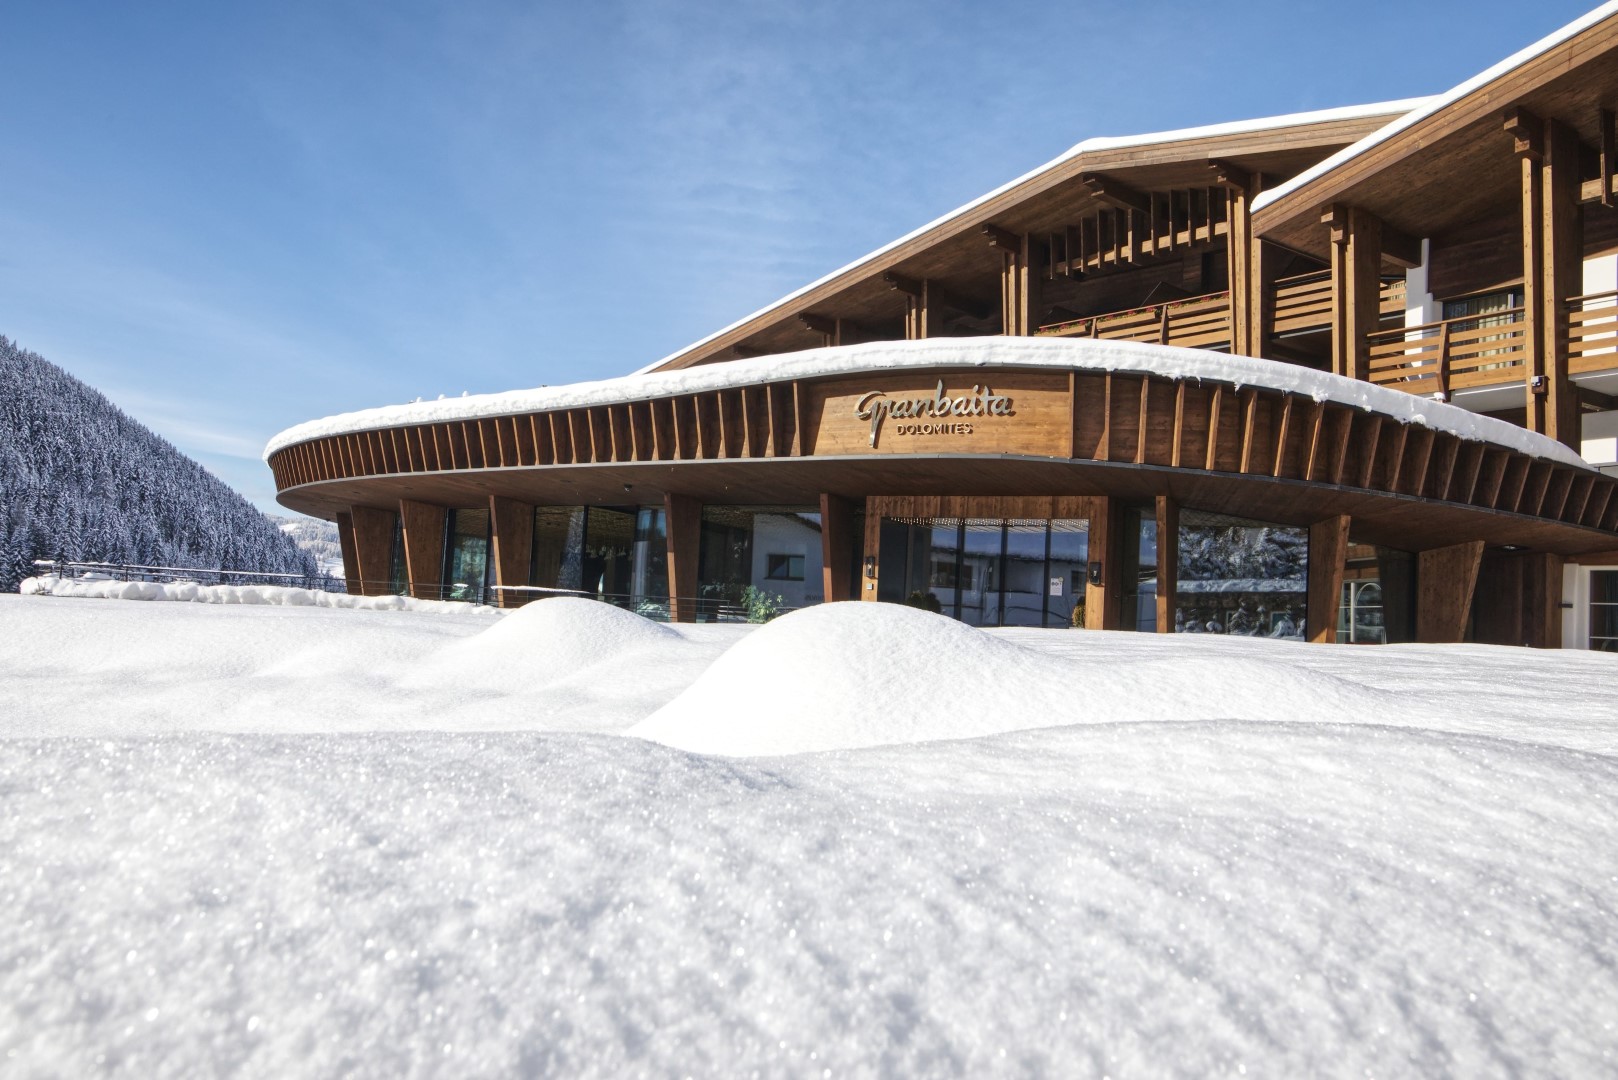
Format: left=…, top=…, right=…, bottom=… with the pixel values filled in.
left=0, top=335, right=315, bottom=590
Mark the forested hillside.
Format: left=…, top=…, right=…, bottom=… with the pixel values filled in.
left=0, top=336, right=315, bottom=591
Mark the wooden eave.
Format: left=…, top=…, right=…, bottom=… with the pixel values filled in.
left=1254, top=12, right=1618, bottom=260
left=650, top=113, right=1401, bottom=371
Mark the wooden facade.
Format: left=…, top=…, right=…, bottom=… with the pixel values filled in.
left=270, top=6, right=1618, bottom=647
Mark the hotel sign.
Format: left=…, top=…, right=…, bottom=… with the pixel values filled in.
left=854, top=381, right=1014, bottom=447
left=804, top=371, right=1071, bottom=457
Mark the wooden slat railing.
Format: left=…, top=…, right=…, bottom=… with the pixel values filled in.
left=1270, top=272, right=1406, bottom=337
left=1569, top=290, right=1618, bottom=374
left=1037, top=291, right=1231, bottom=349
left=1367, top=308, right=1527, bottom=397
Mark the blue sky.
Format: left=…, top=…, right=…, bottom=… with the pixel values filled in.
left=2, top=1, right=1604, bottom=510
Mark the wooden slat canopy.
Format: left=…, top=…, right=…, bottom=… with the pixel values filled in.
left=270, top=362, right=1618, bottom=557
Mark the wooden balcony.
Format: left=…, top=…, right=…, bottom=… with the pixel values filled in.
left=1367, top=308, right=1527, bottom=397
left=1570, top=290, right=1618, bottom=374
left=1271, top=271, right=1405, bottom=337
left=1037, top=291, right=1231, bottom=350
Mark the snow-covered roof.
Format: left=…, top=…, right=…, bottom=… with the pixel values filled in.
left=266, top=337, right=1591, bottom=470
left=635, top=99, right=1428, bottom=376
left=1252, top=2, right=1618, bottom=215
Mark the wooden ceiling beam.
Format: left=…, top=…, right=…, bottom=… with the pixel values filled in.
left=881, top=272, right=993, bottom=321
left=981, top=224, right=1022, bottom=253
left=799, top=313, right=836, bottom=336
left=1079, top=173, right=1153, bottom=215
left=1379, top=222, right=1423, bottom=269
left=882, top=271, right=924, bottom=297
left=1504, top=106, right=1545, bottom=161
left=1207, top=159, right=1252, bottom=191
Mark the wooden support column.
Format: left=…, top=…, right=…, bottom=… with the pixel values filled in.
left=1527, top=552, right=1565, bottom=649
left=1416, top=539, right=1485, bottom=644
left=398, top=499, right=447, bottom=601
left=1084, top=497, right=1121, bottom=630
left=335, top=511, right=360, bottom=595
left=665, top=494, right=701, bottom=623
left=1306, top=515, right=1352, bottom=644
left=861, top=499, right=883, bottom=602
left=985, top=229, right=1043, bottom=335
left=1537, top=116, right=1582, bottom=449
left=488, top=496, right=535, bottom=608
left=819, top=493, right=856, bottom=603
left=349, top=506, right=396, bottom=597
left=1509, top=107, right=1581, bottom=447
left=1324, top=204, right=1382, bottom=382
left=1217, top=164, right=1264, bottom=358
left=1154, top=496, right=1178, bottom=633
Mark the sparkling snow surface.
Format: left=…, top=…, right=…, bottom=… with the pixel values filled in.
left=2, top=594, right=1616, bottom=1077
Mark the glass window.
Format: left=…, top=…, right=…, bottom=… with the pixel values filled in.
left=389, top=517, right=408, bottom=595
left=582, top=507, right=636, bottom=602
left=1174, top=509, right=1306, bottom=639
left=765, top=554, right=805, bottom=581
left=444, top=508, right=490, bottom=603
left=1002, top=520, right=1050, bottom=628
left=698, top=507, right=823, bottom=619
left=631, top=508, right=669, bottom=618
left=1593, top=570, right=1618, bottom=652
left=1121, top=506, right=1157, bottom=633
left=878, top=516, right=1089, bottom=628
left=959, top=520, right=1004, bottom=627
left=1336, top=541, right=1413, bottom=644
left=1046, top=519, right=1090, bottom=628
left=531, top=506, right=586, bottom=591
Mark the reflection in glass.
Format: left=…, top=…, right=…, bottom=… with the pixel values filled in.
left=960, top=520, right=1003, bottom=626
left=1121, top=506, right=1157, bottom=633
left=1337, top=542, right=1413, bottom=644
left=444, top=508, right=490, bottom=603
left=1046, top=520, right=1090, bottom=628
left=1593, top=570, right=1618, bottom=651
left=697, top=507, right=823, bottom=619
left=1001, top=521, right=1048, bottom=628
left=879, top=516, right=1090, bottom=628
left=1174, top=509, right=1306, bottom=639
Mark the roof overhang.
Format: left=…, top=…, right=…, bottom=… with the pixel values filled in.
left=1253, top=4, right=1618, bottom=260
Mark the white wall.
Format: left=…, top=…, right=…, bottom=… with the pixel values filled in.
left=1404, top=238, right=1441, bottom=328
left=749, top=514, right=824, bottom=609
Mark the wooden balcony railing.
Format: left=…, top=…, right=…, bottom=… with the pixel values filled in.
left=1367, top=308, right=1527, bottom=396
left=1037, top=291, right=1230, bottom=349
left=1271, top=271, right=1405, bottom=337
left=1570, top=290, right=1618, bottom=374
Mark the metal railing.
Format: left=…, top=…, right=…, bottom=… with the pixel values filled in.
left=30, top=559, right=345, bottom=592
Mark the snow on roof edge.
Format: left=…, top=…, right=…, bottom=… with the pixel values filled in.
left=631, top=99, right=1429, bottom=377
left=1252, top=2, right=1618, bottom=215
left=266, top=337, right=1590, bottom=471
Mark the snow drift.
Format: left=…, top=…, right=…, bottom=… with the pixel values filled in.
left=3, top=591, right=1617, bottom=1076
left=632, top=601, right=1399, bottom=754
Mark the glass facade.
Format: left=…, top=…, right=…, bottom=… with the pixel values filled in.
left=1120, top=506, right=1157, bottom=632
left=1337, top=542, right=1414, bottom=644
left=877, top=517, right=1089, bottom=628
left=444, top=508, right=491, bottom=603
left=1592, top=570, right=1618, bottom=651
left=389, top=518, right=408, bottom=595
left=1174, top=509, right=1307, bottom=639
left=698, top=507, right=824, bottom=616
left=530, top=505, right=669, bottom=615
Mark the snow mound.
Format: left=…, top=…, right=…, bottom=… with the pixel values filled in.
left=18, top=575, right=496, bottom=614
left=420, top=597, right=680, bottom=683
left=631, top=601, right=1395, bottom=755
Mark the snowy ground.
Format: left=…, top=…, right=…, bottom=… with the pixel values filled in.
left=2, top=592, right=1615, bottom=1077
